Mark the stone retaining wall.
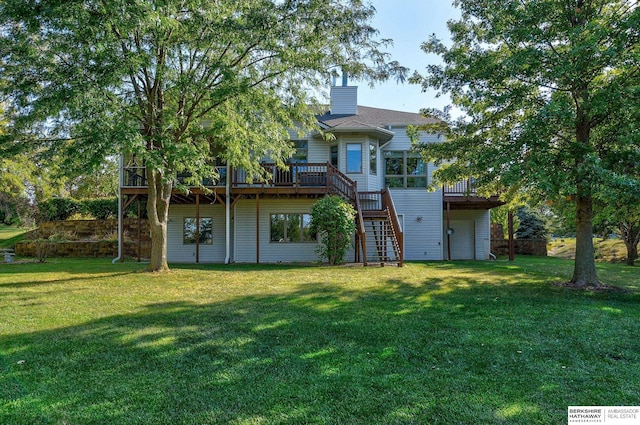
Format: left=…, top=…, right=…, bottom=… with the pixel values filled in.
left=490, top=223, right=547, bottom=256
left=491, top=223, right=505, bottom=240
left=15, top=219, right=151, bottom=259
left=37, top=219, right=150, bottom=240
left=15, top=240, right=151, bottom=259
left=490, top=239, right=548, bottom=256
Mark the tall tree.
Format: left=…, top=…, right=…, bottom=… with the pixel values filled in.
left=0, top=0, right=405, bottom=271
left=411, top=0, right=640, bottom=287
left=591, top=97, right=640, bottom=265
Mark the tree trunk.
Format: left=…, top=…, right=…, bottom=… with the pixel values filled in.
left=147, top=167, right=172, bottom=272
left=571, top=194, right=601, bottom=286
left=621, top=223, right=640, bottom=266
left=626, top=243, right=638, bottom=267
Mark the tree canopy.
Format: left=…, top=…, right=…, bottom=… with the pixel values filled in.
left=0, top=0, right=406, bottom=271
left=411, top=0, right=640, bottom=286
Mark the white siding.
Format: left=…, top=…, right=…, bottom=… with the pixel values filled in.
left=384, top=127, right=440, bottom=151
left=388, top=189, right=443, bottom=260
left=339, top=136, right=368, bottom=190
left=234, top=198, right=321, bottom=263
left=366, top=138, right=381, bottom=192
left=308, top=137, right=329, bottom=163
left=330, top=86, right=358, bottom=115
left=167, top=204, right=226, bottom=263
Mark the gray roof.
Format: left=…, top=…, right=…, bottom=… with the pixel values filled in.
left=317, top=105, right=439, bottom=130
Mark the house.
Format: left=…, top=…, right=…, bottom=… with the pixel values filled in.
left=118, top=81, right=503, bottom=265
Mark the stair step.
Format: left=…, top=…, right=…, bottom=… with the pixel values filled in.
left=355, top=191, right=403, bottom=266
left=362, top=210, right=388, bottom=218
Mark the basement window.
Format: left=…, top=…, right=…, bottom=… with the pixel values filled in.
left=183, top=218, right=213, bottom=245
left=270, top=213, right=316, bottom=243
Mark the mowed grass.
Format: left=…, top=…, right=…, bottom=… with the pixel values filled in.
left=0, top=225, right=32, bottom=250
left=1, top=258, right=639, bottom=424
left=548, top=237, right=629, bottom=262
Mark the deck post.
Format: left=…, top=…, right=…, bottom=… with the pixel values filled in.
left=196, top=193, right=200, bottom=263
left=256, top=194, right=260, bottom=264
left=508, top=209, right=515, bottom=261
left=355, top=231, right=360, bottom=263
left=137, top=198, right=141, bottom=262
left=120, top=193, right=125, bottom=262
left=225, top=165, right=231, bottom=264
left=446, top=201, right=451, bottom=261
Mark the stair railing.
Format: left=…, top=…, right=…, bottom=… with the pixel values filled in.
left=381, top=189, right=404, bottom=266
left=352, top=183, right=367, bottom=265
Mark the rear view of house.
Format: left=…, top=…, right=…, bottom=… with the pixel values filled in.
left=118, top=81, right=503, bottom=264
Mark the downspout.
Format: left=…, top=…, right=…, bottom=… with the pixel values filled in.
left=112, top=155, right=123, bottom=264
left=225, top=165, right=231, bottom=264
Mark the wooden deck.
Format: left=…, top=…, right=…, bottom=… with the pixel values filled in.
left=121, top=163, right=342, bottom=197
left=121, top=166, right=503, bottom=210
left=443, top=179, right=505, bottom=209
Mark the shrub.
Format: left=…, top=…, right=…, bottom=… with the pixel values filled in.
left=37, top=197, right=121, bottom=221
left=37, top=198, right=81, bottom=222
left=516, top=206, right=548, bottom=240
left=310, top=195, right=356, bottom=265
left=83, top=198, right=118, bottom=219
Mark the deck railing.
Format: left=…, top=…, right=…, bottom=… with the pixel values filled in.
left=326, top=163, right=356, bottom=200
left=443, top=178, right=476, bottom=195
left=232, top=162, right=332, bottom=189
left=122, top=166, right=227, bottom=188
left=122, top=162, right=363, bottom=196
left=122, top=166, right=147, bottom=187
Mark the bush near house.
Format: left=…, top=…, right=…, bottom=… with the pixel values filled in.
left=310, top=195, right=356, bottom=265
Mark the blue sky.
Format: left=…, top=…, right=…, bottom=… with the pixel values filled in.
left=354, top=1, right=460, bottom=114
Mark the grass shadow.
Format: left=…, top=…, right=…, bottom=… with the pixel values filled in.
left=2, top=271, right=639, bottom=424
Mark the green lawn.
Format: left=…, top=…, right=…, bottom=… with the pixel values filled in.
left=0, top=225, right=32, bottom=250
left=1, top=258, right=639, bottom=424
left=548, top=237, right=630, bottom=262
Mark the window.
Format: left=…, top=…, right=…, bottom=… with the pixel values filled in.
left=369, top=142, right=377, bottom=175
left=292, top=140, right=308, bottom=163
left=270, top=213, right=316, bottom=243
left=346, top=143, right=362, bottom=173
left=330, top=145, right=338, bottom=167
left=183, top=218, right=213, bottom=244
left=384, top=151, right=427, bottom=188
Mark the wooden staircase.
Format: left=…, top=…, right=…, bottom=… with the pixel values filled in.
left=361, top=211, right=402, bottom=264
left=357, top=190, right=403, bottom=266
left=325, top=164, right=403, bottom=266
